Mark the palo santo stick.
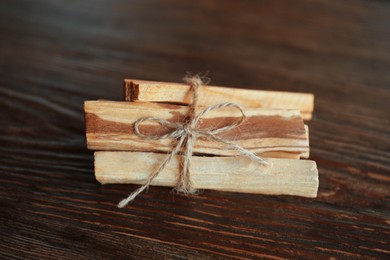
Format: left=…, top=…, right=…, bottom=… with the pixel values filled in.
left=95, top=151, right=319, bottom=198
left=124, top=79, right=314, bottom=120
left=85, top=100, right=309, bottom=158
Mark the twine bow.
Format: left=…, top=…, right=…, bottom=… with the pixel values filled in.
left=118, top=74, right=270, bottom=208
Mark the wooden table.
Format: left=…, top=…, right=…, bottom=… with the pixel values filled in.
left=1, top=0, right=389, bottom=259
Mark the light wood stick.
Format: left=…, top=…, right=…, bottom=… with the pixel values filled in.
left=124, top=79, right=314, bottom=120
left=95, top=152, right=319, bottom=198
left=85, top=100, right=309, bottom=158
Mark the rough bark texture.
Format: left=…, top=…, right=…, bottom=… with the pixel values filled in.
left=85, top=100, right=309, bottom=158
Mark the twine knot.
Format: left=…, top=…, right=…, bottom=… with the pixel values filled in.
left=118, top=74, right=271, bottom=208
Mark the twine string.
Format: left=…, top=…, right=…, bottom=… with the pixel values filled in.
left=118, top=74, right=270, bottom=208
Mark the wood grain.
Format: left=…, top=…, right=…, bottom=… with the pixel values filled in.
left=85, top=100, right=309, bottom=158
left=124, top=79, right=314, bottom=120
left=95, top=152, right=319, bottom=198
left=1, top=0, right=390, bottom=259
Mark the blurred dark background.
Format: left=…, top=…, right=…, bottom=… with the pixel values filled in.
left=1, top=0, right=389, bottom=259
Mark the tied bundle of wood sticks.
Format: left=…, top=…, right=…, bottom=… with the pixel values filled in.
left=84, top=75, right=319, bottom=207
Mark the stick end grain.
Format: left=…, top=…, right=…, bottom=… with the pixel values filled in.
left=94, top=151, right=107, bottom=184
left=123, top=79, right=140, bottom=101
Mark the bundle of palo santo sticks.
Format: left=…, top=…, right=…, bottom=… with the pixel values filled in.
left=84, top=77, right=319, bottom=206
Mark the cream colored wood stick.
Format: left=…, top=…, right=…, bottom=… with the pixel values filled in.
left=95, top=151, right=319, bottom=198
left=124, top=79, right=314, bottom=120
left=85, top=100, right=309, bottom=158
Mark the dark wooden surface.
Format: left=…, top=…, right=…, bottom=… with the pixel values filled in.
left=1, top=0, right=389, bottom=259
